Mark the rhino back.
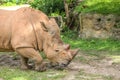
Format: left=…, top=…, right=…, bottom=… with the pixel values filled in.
left=10, top=7, right=49, bottom=50
left=8, top=8, right=35, bottom=50
left=0, top=7, right=50, bottom=51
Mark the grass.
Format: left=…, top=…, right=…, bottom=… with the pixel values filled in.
left=0, top=2, right=17, bottom=7
left=76, top=70, right=114, bottom=80
left=61, top=31, right=120, bottom=51
left=75, top=0, right=120, bottom=15
left=0, top=1, right=28, bottom=7
left=76, top=50, right=120, bottom=64
left=0, top=66, right=66, bottom=80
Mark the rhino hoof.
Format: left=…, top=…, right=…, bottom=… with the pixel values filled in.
left=36, top=67, right=46, bottom=72
left=35, top=63, right=47, bottom=72
left=21, top=65, right=33, bottom=70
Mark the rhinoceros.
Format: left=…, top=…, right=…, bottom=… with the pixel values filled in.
left=0, top=7, right=79, bottom=71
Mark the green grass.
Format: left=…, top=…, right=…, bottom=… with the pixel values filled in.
left=0, top=2, right=17, bottom=7
left=61, top=31, right=120, bottom=51
left=76, top=70, right=114, bottom=80
left=0, top=66, right=66, bottom=80
left=75, top=0, right=120, bottom=15
left=0, top=0, right=28, bottom=7
left=76, top=50, right=120, bottom=64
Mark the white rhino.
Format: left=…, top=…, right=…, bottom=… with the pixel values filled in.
left=0, top=7, right=79, bottom=71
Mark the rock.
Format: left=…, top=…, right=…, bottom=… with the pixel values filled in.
left=79, top=13, right=120, bottom=39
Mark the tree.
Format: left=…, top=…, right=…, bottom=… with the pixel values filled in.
left=63, top=0, right=69, bottom=26
left=63, top=0, right=84, bottom=30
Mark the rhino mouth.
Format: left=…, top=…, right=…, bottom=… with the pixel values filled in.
left=50, top=49, right=79, bottom=70
left=51, top=62, right=69, bottom=70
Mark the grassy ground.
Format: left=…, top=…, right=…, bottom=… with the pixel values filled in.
left=75, top=0, right=120, bottom=15
left=0, top=66, right=66, bottom=80
left=61, top=31, right=120, bottom=51
left=0, top=1, right=28, bottom=7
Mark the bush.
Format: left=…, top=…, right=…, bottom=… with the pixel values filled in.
left=75, top=0, right=120, bottom=15
left=30, top=0, right=65, bottom=16
left=0, top=0, right=28, bottom=6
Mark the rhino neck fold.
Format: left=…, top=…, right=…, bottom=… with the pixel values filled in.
left=42, top=38, right=50, bottom=54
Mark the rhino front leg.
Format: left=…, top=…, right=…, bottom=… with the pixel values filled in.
left=15, top=48, right=46, bottom=71
left=20, top=56, right=29, bottom=70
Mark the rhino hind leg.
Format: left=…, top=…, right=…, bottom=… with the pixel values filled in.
left=15, top=48, right=46, bottom=71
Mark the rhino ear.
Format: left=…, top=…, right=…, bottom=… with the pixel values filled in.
left=40, top=22, right=48, bottom=32
left=40, top=22, right=56, bottom=36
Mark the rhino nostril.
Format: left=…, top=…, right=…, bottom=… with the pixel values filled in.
left=51, top=62, right=59, bottom=67
left=62, top=63, right=67, bottom=67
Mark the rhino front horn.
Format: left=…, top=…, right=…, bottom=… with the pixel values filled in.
left=71, top=49, right=79, bottom=58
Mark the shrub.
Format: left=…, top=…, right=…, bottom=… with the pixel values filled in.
left=0, top=0, right=28, bottom=6
left=75, top=0, right=120, bottom=15
left=30, top=0, right=65, bottom=16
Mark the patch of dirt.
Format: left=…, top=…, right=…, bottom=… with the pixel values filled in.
left=0, top=78, right=4, bottom=80
left=63, top=51, right=120, bottom=80
left=0, top=51, right=120, bottom=80
left=0, top=54, right=20, bottom=67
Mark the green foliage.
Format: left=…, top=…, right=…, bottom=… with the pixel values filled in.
left=75, top=0, right=120, bottom=15
left=61, top=31, right=120, bottom=51
left=1, top=2, right=16, bottom=6
left=0, top=0, right=28, bottom=6
left=30, top=0, right=64, bottom=16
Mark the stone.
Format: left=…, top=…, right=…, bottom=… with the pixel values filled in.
left=79, top=13, right=120, bottom=39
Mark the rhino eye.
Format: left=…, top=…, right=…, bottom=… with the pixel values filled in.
left=55, top=49, right=59, bottom=52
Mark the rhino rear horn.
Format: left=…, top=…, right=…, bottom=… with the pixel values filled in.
left=64, top=44, right=70, bottom=50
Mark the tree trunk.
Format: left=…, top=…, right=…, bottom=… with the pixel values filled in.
left=63, top=0, right=69, bottom=26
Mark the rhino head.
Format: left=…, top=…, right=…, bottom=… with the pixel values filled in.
left=41, top=18, right=79, bottom=69
left=48, top=44, right=79, bottom=69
